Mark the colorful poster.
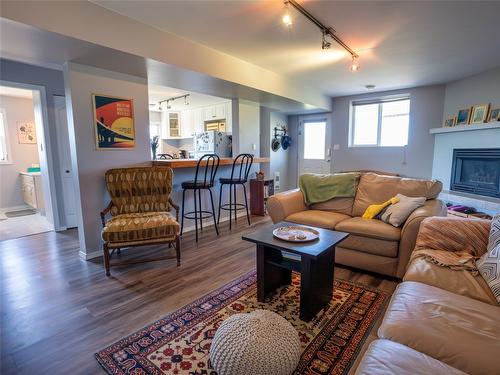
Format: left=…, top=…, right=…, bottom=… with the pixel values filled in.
left=92, top=94, right=135, bottom=149
left=17, top=121, right=37, bottom=144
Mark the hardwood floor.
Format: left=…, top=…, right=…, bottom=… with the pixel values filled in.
left=0, top=216, right=398, bottom=375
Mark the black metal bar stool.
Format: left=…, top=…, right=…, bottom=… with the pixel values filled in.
left=180, top=154, right=220, bottom=242
left=217, top=153, right=253, bottom=230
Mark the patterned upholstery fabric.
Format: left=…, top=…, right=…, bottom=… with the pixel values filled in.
left=102, top=212, right=179, bottom=243
left=105, top=167, right=173, bottom=216
left=477, top=215, right=500, bottom=303
left=102, top=166, right=178, bottom=244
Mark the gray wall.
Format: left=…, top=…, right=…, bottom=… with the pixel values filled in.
left=0, top=59, right=66, bottom=223
left=237, top=100, right=260, bottom=156
left=259, top=108, right=293, bottom=192
left=330, top=85, right=445, bottom=178
left=442, top=66, right=500, bottom=122
left=286, top=114, right=300, bottom=188
left=64, top=63, right=150, bottom=258
left=0, top=95, right=38, bottom=209
left=433, top=67, right=500, bottom=190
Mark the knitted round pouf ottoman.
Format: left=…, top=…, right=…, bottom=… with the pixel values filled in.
left=209, top=309, right=301, bottom=375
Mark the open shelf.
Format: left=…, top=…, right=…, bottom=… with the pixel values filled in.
left=429, top=122, right=500, bottom=134
left=266, top=258, right=302, bottom=273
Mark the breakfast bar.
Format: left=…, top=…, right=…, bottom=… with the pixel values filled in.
left=153, top=157, right=270, bottom=232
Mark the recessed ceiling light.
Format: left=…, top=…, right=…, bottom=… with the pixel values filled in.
left=365, top=85, right=376, bottom=90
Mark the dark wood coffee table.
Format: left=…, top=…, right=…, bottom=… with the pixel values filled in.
left=242, top=222, right=348, bottom=321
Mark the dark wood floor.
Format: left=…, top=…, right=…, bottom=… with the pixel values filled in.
left=0, top=216, right=398, bottom=375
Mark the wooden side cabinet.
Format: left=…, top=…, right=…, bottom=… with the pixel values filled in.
left=250, top=179, right=274, bottom=216
left=20, top=172, right=44, bottom=210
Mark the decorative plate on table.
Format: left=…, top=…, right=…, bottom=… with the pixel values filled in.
left=273, top=226, right=319, bottom=242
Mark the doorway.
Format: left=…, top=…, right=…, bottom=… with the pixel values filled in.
left=298, top=116, right=331, bottom=176
left=0, top=82, right=58, bottom=240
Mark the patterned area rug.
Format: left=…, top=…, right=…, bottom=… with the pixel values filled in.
left=96, top=271, right=388, bottom=375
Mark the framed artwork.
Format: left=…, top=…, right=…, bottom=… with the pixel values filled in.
left=17, top=121, right=37, bottom=144
left=470, top=103, right=490, bottom=124
left=444, top=117, right=456, bottom=127
left=92, top=94, right=135, bottom=150
left=456, top=107, right=472, bottom=126
left=487, top=106, right=500, bottom=122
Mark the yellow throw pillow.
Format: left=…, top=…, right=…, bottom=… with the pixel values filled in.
left=362, top=197, right=400, bottom=219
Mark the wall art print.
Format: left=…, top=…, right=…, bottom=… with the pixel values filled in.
left=92, top=94, right=135, bottom=150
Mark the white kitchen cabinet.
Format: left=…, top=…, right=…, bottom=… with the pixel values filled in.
left=161, top=111, right=181, bottom=138
left=193, top=109, right=204, bottom=134
left=181, top=110, right=194, bottom=137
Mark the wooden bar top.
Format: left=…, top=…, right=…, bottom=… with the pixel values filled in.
left=152, top=157, right=270, bottom=169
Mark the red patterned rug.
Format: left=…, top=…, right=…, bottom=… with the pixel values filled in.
left=96, top=270, right=388, bottom=375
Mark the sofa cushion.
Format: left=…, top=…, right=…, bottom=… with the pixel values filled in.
left=404, top=257, right=498, bottom=305
left=352, top=173, right=442, bottom=217
left=335, top=217, right=401, bottom=241
left=310, top=197, right=354, bottom=216
left=285, top=210, right=350, bottom=230
left=378, top=281, right=500, bottom=375
left=354, top=339, right=467, bottom=375
left=339, top=235, right=399, bottom=257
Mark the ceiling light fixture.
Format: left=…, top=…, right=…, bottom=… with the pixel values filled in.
left=283, top=0, right=359, bottom=71
left=282, top=2, right=293, bottom=26
left=157, top=94, right=191, bottom=111
left=350, top=56, right=360, bottom=72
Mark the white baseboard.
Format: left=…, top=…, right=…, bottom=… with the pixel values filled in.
left=0, top=204, right=31, bottom=213
left=80, top=212, right=250, bottom=261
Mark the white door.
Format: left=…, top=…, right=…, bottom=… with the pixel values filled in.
left=54, top=95, right=78, bottom=228
left=298, top=117, right=331, bottom=176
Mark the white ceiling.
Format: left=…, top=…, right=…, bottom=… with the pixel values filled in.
left=148, top=85, right=229, bottom=111
left=95, top=0, right=500, bottom=96
left=0, top=85, right=32, bottom=99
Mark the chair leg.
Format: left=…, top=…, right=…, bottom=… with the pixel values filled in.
left=175, top=236, right=181, bottom=266
left=217, top=183, right=223, bottom=225
left=116, top=248, right=121, bottom=254
left=193, top=189, right=199, bottom=242
left=229, top=182, right=232, bottom=230
left=180, top=188, right=186, bottom=236
left=103, top=243, right=110, bottom=277
left=233, top=184, right=238, bottom=223
left=243, top=183, right=251, bottom=225
left=209, top=188, right=219, bottom=235
left=198, top=188, right=203, bottom=232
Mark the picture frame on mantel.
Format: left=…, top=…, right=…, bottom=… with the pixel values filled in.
left=443, top=117, right=456, bottom=127
left=470, top=103, right=490, bottom=124
left=487, top=106, right=500, bottom=122
left=456, top=107, right=472, bottom=125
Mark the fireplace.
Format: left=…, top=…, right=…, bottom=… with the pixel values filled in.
left=450, top=148, right=500, bottom=198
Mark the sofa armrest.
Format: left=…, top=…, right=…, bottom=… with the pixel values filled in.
left=396, top=199, right=447, bottom=277
left=267, top=189, right=308, bottom=223
left=414, top=216, right=491, bottom=254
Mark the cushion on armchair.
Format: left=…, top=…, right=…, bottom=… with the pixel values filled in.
left=476, top=215, right=500, bottom=303
left=102, top=212, right=179, bottom=243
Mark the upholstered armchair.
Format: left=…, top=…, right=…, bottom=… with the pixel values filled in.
left=100, top=166, right=180, bottom=276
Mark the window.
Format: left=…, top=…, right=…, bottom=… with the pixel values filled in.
left=350, top=97, right=410, bottom=147
left=0, top=109, right=12, bottom=164
left=303, top=121, right=326, bottom=159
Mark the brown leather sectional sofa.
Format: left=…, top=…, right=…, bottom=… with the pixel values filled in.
left=267, top=172, right=447, bottom=277
left=355, top=217, right=500, bottom=375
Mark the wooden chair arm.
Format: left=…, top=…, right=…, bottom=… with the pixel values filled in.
left=169, top=197, right=179, bottom=222
left=100, top=201, right=113, bottom=227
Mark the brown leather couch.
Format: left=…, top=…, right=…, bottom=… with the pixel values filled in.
left=267, top=172, right=447, bottom=277
left=355, top=217, right=500, bottom=375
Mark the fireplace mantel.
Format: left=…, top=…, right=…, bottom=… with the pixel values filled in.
left=430, top=122, right=500, bottom=134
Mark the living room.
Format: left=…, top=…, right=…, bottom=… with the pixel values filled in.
left=0, top=1, right=499, bottom=374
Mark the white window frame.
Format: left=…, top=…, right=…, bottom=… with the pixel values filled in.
left=0, top=108, right=13, bottom=164
left=349, top=95, right=410, bottom=148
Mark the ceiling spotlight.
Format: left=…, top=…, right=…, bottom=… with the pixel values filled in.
left=350, top=56, right=360, bottom=72
left=158, top=104, right=162, bottom=111
left=321, top=30, right=331, bottom=50
left=184, top=96, right=189, bottom=106
left=282, top=1, right=293, bottom=26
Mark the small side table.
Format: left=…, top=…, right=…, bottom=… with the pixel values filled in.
left=250, top=179, right=274, bottom=216
left=242, top=222, right=348, bottom=321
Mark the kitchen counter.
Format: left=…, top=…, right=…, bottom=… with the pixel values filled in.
left=152, top=157, right=270, bottom=169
